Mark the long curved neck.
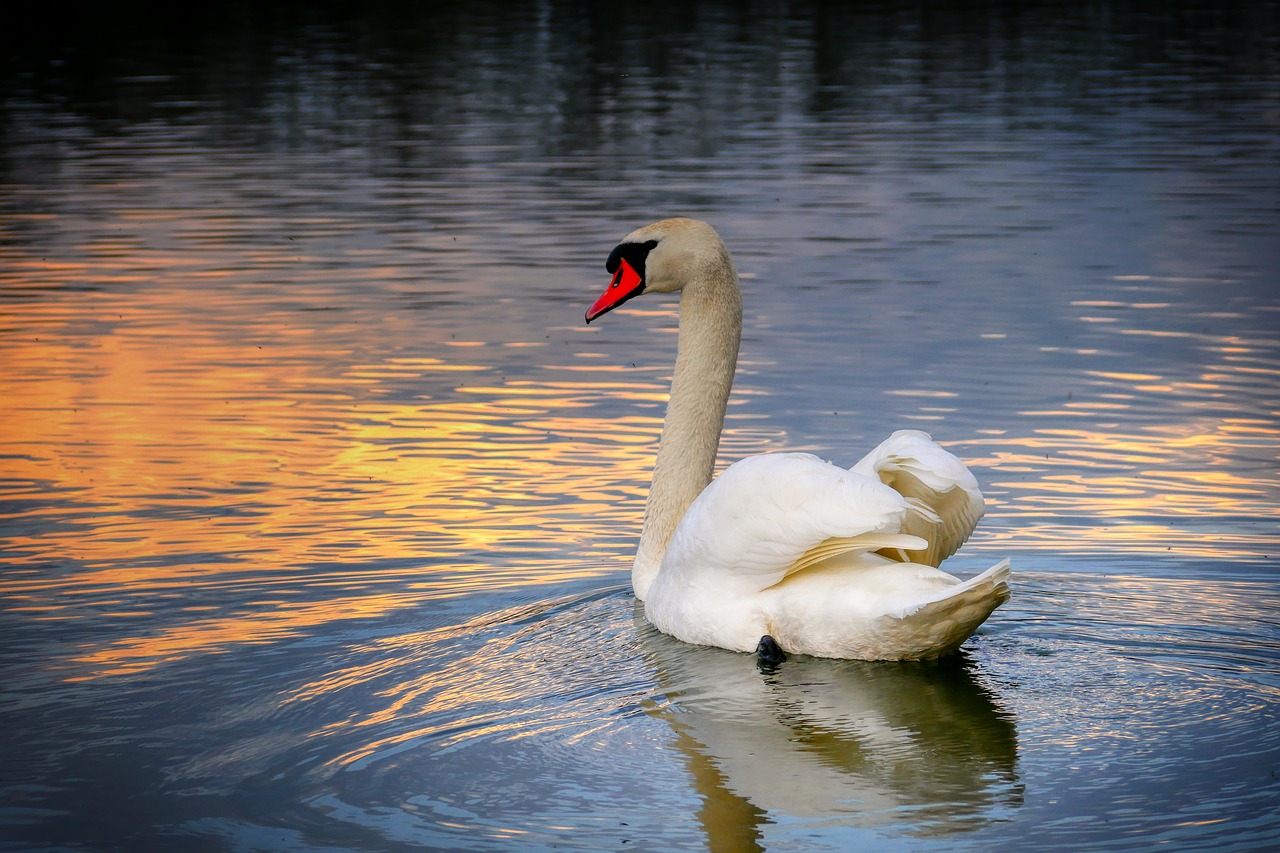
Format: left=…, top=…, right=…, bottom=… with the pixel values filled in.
left=632, top=259, right=742, bottom=600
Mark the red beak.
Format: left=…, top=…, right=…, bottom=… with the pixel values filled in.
left=586, top=258, right=645, bottom=323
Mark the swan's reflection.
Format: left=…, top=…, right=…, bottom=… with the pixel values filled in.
left=639, top=614, right=1021, bottom=847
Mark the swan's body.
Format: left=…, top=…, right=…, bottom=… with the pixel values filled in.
left=587, top=218, right=1010, bottom=660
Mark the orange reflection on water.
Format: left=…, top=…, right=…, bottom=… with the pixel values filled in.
left=0, top=270, right=672, bottom=678
left=969, top=413, right=1279, bottom=561
left=64, top=592, right=415, bottom=680
left=5, top=246, right=1278, bottom=682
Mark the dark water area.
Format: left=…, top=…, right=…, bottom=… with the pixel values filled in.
left=2, top=2, right=1279, bottom=850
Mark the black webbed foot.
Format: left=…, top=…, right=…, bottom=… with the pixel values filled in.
left=755, top=634, right=787, bottom=669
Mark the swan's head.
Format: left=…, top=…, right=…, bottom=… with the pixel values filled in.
left=586, top=217, right=730, bottom=323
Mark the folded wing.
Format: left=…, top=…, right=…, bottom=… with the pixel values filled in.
left=659, top=452, right=925, bottom=592
left=850, top=429, right=986, bottom=568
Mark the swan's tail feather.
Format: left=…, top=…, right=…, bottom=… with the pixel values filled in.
left=882, top=558, right=1012, bottom=660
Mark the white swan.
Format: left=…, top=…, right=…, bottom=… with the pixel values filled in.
left=586, top=218, right=1011, bottom=661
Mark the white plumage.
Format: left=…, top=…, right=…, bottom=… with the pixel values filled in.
left=587, top=218, right=1010, bottom=660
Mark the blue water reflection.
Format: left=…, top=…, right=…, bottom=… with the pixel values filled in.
left=2, top=2, right=1278, bottom=850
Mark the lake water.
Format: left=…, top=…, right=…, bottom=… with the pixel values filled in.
left=2, top=2, right=1278, bottom=850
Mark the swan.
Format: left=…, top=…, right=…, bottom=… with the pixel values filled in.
left=586, top=217, right=1011, bottom=661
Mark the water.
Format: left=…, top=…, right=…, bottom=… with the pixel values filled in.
left=2, top=2, right=1278, bottom=850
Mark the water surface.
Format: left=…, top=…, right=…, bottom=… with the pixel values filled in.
left=2, top=2, right=1279, bottom=850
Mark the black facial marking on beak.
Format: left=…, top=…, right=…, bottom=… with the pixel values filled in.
left=605, top=238, right=659, bottom=281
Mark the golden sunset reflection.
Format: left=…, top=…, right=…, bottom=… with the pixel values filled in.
left=3, top=211, right=1278, bottom=684
left=968, top=412, right=1278, bottom=560
left=6, top=289, right=1278, bottom=679
left=0, top=269, right=680, bottom=678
